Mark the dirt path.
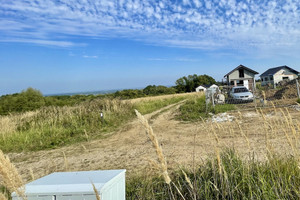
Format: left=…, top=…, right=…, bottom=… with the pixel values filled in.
left=9, top=102, right=300, bottom=183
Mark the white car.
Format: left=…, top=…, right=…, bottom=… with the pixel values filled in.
left=229, top=86, right=254, bottom=102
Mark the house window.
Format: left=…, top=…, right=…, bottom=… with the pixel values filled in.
left=264, top=77, right=268, bottom=81
left=270, top=76, right=273, bottom=81
left=230, top=81, right=234, bottom=85
left=237, top=80, right=244, bottom=85
left=261, top=78, right=263, bottom=81
left=239, top=69, right=244, bottom=78
left=283, top=77, right=289, bottom=80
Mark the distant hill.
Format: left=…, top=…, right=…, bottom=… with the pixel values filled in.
left=45, top=89, right=120, bottom=96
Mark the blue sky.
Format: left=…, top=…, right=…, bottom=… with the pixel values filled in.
left=0, top=0, right=299, bottom=95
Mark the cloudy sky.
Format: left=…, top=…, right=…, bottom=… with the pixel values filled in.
left=0, top=0, right=299, bottom=95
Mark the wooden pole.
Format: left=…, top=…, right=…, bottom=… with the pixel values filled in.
left=296, top=79, right=300, bottom=99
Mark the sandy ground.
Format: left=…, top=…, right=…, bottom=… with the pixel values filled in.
left=8, top=101, right=300, bottom=183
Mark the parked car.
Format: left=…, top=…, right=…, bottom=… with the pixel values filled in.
left=229, top=86, right=254, bottom=102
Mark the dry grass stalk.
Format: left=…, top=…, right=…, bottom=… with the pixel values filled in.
left=211, top=124, right=220, bottom=144
left=237, top=122, right=250, bottom=150
left=279, top=109, right=298, bottom=155
left=262, top=91, right=266, bottom=101
left=0, top=193, right=8, bottom=200
left=237, top=110, right=243, bottom=121
left=171, top=182, right=186, bottom=200
left=181, top=169, right=194, bottom=190
left=29, top=168, right=35, bottom=181
left=284, top=108, right=298, bottom=147
left=146, top=159, right=160, bottom=171
left=81, top=144, right=87, bottom=151
left=215, top=147, right=222, bottom=175
left=135, top=109, right=171, bottom=184
left=92, top=182, right=101, bottom=200
left=0, top=149, right=26, bottom=200
left=84, top=129, right=89, bottom=141
left=62, top=151, right=69, bottom=171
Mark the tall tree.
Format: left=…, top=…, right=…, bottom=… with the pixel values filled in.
left=175, top=74, right=216, bottom=93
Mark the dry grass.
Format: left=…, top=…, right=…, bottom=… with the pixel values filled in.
left=135, top=109, right=171, bottom=184
left=0, top=193, right=8, bottom=200
left=92, top=182, right=101, bottom=200
left=0, top=150, right=26, bottom=199
left=0, top=111, right=39, bottom=137
left=135, top=109, right=188, bottom=200
left=128, top=104, right=300, bottom=199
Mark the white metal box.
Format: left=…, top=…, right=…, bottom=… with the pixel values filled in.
left=12, top=169, right=126, bottom=200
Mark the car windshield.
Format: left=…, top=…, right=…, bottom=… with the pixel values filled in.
left=234, top=88, right=249, bottom=93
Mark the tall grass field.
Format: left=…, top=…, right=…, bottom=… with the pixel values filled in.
left=1, top=93, right=300, bottom=199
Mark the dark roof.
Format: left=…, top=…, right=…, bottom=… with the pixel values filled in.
left=224, top=65, right=259, bottom=77
left=260, top=65, right=299, bottom=77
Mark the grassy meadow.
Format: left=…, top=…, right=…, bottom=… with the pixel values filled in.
left=1, top=92, right=300, bottom=199
left=0, top=94, right=190, bottom=152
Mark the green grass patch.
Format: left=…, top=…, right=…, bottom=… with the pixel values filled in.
left=177, top=95, right=235, bottom=121
left=134, top=96, right=186, bottom=115
left=126, top=149, right=300, bottom=199
left=0, top=99, right=135, bottom=152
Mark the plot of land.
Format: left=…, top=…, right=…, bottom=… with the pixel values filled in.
left=8, top=97, right=300, bottom=183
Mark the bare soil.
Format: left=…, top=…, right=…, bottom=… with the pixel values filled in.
left=8, top=101, right=300, bottom=183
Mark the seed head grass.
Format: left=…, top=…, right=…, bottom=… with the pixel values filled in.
left=0, top=193, right=8, bottom=200
left=92, top=182, right=101, bottom=200
left=135, top=109, right=171, bottom=185
left=0, top=150, right=26, bottom=199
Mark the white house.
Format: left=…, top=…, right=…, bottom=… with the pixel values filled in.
left=260, top=66, right=299, bottom=86
left=208, top=84, right=219, bottom=90
left=195, top=85, right=207, bottom=92
left=224, top=65, right=259, bottom=91
left=195, top=84, right=219, bottom=92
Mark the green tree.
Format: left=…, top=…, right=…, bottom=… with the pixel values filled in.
left=143, top=85, right=176, bottom=95
left=0, top=88, right=45, bottom=115
left=175, top=74, right=216, bottom=93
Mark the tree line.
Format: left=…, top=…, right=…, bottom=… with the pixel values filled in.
left=0, top=74, right=216, bottom=115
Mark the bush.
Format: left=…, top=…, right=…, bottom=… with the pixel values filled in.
left=113, top=89, right=145, bottom=99
left=0, top=88, right=101, bottom=115
left=0, top=88, right=45, bottom=115
left=297, top=99, right=300, bottom=104
left=143, top=85, right=176, bottom=96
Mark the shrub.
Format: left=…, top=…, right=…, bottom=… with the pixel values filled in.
left=0, top=88, right=45, bottom=115
left=143, top=85, right=176, bottom=96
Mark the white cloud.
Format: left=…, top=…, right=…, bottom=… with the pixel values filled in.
left=0, top=38, right=78, bottom=47
left=0, top=0, right=299, bottom=54
left=83, top=55, right=98, bottom=59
